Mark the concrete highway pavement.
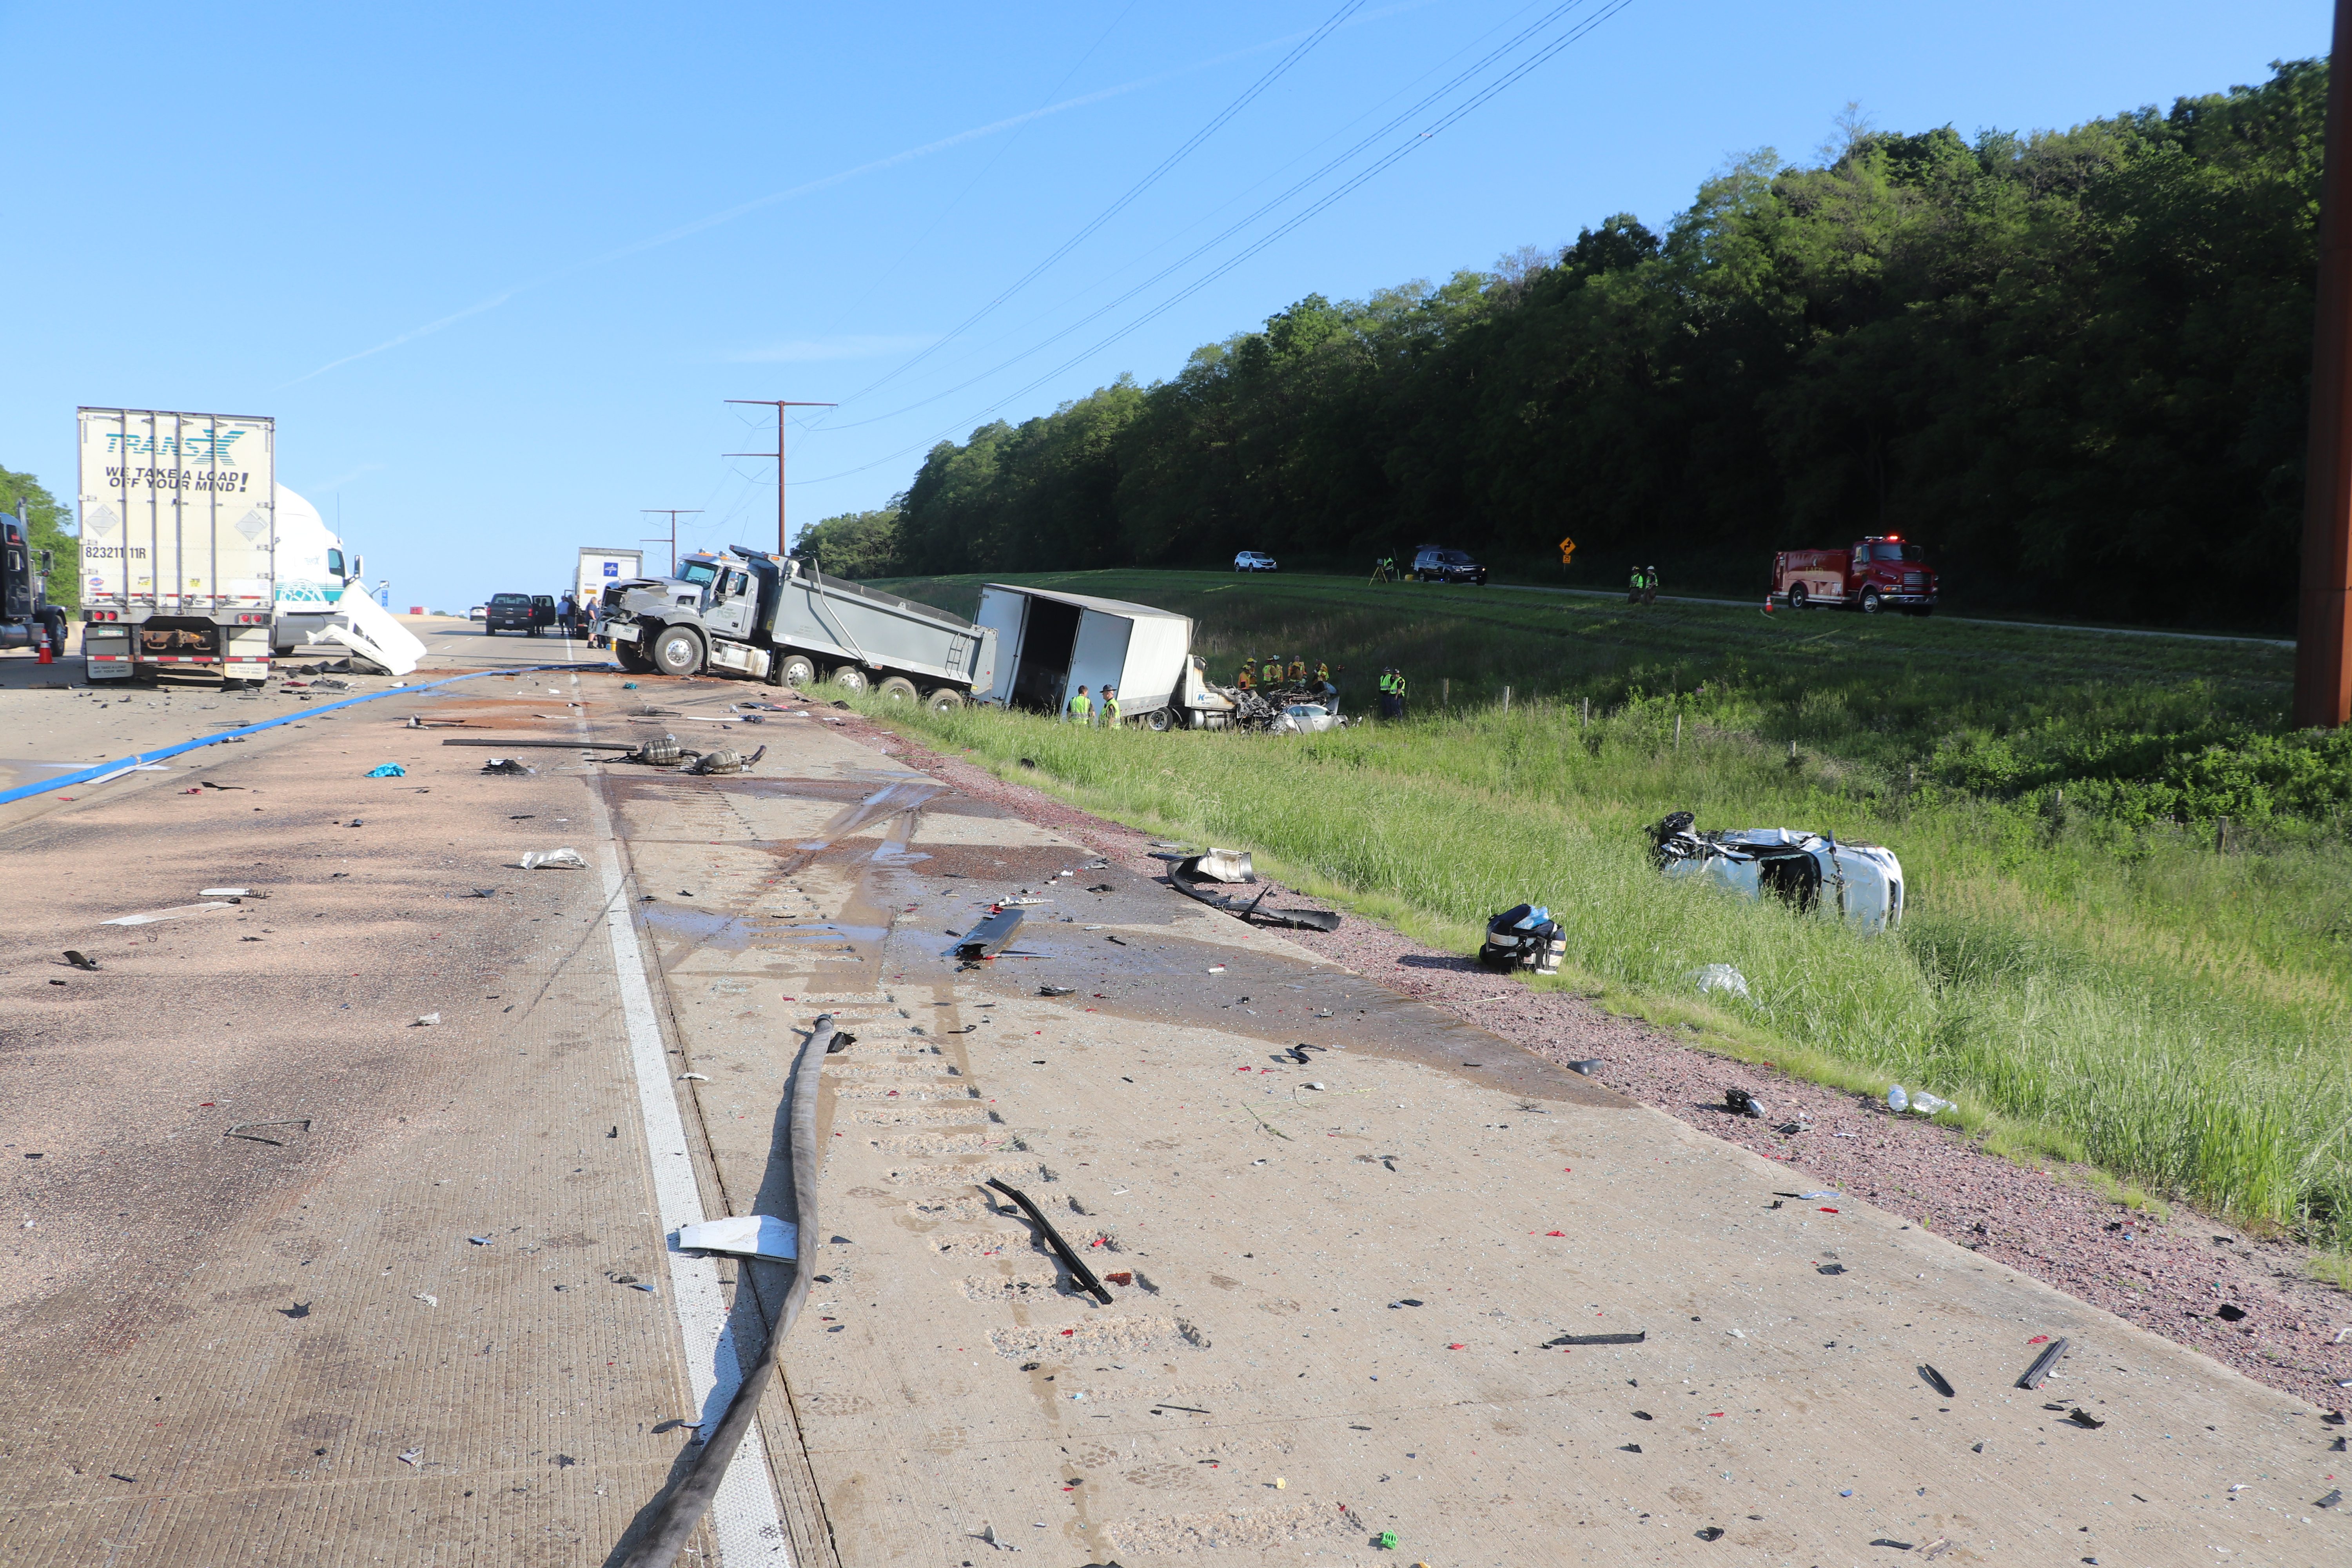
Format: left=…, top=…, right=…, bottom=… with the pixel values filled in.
left=1, top=655, right=2344, bottom=1566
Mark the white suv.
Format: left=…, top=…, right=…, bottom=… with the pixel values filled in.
left=1234, top=551, right=1278, bottom=572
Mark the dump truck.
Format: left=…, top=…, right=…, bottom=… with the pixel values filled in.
left=973, top=582, right=1239, bottom=729
left=77, top=408, right=277, bottom=683
left=597, top=546, right=995, bottom=704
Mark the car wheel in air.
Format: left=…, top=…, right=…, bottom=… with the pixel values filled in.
left=650, top=625, right=703, bottom=677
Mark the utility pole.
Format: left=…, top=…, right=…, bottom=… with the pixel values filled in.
left=726, top=398, right=837, bottom=555
left=641, top=510, right=700, bottom=575
left=2296, top=0, right=2352, bottom=728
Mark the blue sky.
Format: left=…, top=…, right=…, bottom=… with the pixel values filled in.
left=0, top=1, right=2329, bottom=608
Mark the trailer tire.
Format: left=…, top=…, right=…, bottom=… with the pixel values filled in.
left=877, top=675, right=919, bottom=703
left=925, top=687, right=965, bottom=713
left=829, top=665, right=869, bottom=693
left=777, top=654, right=816, bottom=688
left=1859, top=586, right=1883, bottom=615
left=1145, top=706, right=1173, bottom=732
left=650, top=624, right=705, bottom=677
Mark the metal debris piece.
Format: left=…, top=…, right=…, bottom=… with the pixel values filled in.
left=1566, top=1058, right=1602, bottom=1075
left=519, top=848, right=587, bottom=870
left=1919, top=1364, right=1955, bottom=1397
left=1541, top=1330, right=1646, bottom=1347
left=982, top=1178, right=1110, bottom=1305
left=953, top=907, right=1024, bottom=962
left=225, top=1118, right=312, bottom=1145
left=1167, top=853, right=1339, bottom=932
left=2016, top=1336, right=2070, bottom=1390
left=2065, top=1408, right=2105, bottom=1429
left=63, top=950, right=99, bottom=971
left=1038, top=985, right=1076, bottom=998
left=1724, top=1086, right=1764, bottom=1118
left=480, top=759, right=536, bottom=775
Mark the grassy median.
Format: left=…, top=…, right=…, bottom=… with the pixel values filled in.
left=858, top=570, right=2352, bottom=1249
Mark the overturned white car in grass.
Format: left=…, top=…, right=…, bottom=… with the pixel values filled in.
left=1648, top=811, right=1905, bottom=934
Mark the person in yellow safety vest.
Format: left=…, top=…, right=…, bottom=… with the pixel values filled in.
left=1102, top=685, right=1120, bottom=726
left=1066, top=684, right=1093, bottom=725
left=1391, top=667, right=1408, bottom=716
left=1287, top=657, right=1305, bottom=685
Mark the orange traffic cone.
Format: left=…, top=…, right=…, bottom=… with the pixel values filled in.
left=37, top=640, right=53, bottom=664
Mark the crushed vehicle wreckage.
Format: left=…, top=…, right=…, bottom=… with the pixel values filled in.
left=1163, top=848, right=1342, bottom=931
left=1648, top=811, right=1905, bottom=934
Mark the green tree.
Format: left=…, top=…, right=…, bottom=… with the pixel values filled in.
left=795, top=508, right=902, bottom=578
left=0, top=464, right=79, bottom=611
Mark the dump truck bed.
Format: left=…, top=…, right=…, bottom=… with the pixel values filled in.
left=763, top=562, right=994, bottom=689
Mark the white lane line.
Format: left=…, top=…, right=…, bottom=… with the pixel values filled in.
left=583, top=785, right=790, bottom=1564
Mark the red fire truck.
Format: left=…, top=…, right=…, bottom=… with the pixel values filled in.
left=1770, top=535, right=1938, bottom=616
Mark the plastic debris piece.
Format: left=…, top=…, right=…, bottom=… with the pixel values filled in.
left=366, top=763, right=407, bottom=777
left=199, top=888, right=261, bottom=898
left=1566, top=1058, right=1602, bottom=1075
left=1688, top=963, right=1751, bottom=1000
left=480, top=757, right=536, bottom=775
left=1695, top=1526, right=1725, bottom=1541
left=2016, top=1336, right=2070, bottom=1389
left=1887, top=1084, right=1909, bottom=1112
left=519, top=848, right=586, bottom=870
left=1375, top=1532, right=1398, bottom=1550
left=1920, top=1364, right=1955, bottom=1397
left=628, top=1282, right=657, bottom=1293
left=468, top=1235, right=492, bottom=1246
left=63, top=950, right=99, bottom=971
left=101, top=902, right=233, bottom=927
left=413, top=1013, right=440, bottom=1027
left=2216, top=1304, right=2247, bottom=1322
left=679, top=1072, right=709, bottom=1081
left=2315, top=1488, right=2342, bottom=1509
left=1039, top=985, right=1076, bottom=997
left=1817, top=1263, right=1846, bottom=1275
left=397, top=1448, right=423, bottom=1466
left=677, top=1214, right=797, bottom=1260
left=2065, top=1408, right=2105, bottom=1429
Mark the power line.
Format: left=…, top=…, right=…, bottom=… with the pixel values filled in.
left=835, top=0, right=1368, bottom=408
left=813, top=0, right=1614, bottom=438
left=791, top=0, right=1637, bottom=485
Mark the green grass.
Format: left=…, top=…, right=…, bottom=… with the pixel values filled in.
left=858, top=570, right=2352, bottom=1247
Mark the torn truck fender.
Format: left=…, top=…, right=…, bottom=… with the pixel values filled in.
left=1168, top=854, right=1341, bottom=932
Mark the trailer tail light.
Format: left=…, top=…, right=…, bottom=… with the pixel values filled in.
left=84, top=609, right=120, bottom=621
left=235, top=613, right=269, bottom=624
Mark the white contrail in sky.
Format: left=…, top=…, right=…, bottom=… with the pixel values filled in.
left=276, top=7, right=1438, bottom=389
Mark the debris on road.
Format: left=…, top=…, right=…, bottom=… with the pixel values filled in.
left=1167, top=849, right=1341, bottom=932
left=1542, top=1330, right=1646, bottom=1347
left=676, top=1214, right=799, bottom=1261
left=1920, top=1364, right=1956, bottom=1397
left=1724, top=1086, right=1765, bottom=1118
left=1566, top=1058, right=1603, bottom=1075
left=225, top=1119, right=311, bottom=1145
left=62, top=950, right=98, bottom=971
left=2016, top=1336, right=2070, bottom=1389
left=100, top=901, right=232, bottom=927
left=684, top=745, right=766, bottom=775
left=412, top=1013, right=440, bottom=1027
left=365, top=763, right=407, bottom=777
left=519, top=848, right=587, bottom=870
left=982, top=1178, right=1111, bottom=1305
left=413, top=1293, right=437, bottom=1307
left=481, top=758, right=536, bottom=775
left=1887, top=1084, right=1955, bottom=1116
left=953, top=907, right=1024, bottom=962
left=2064, top=1408, right=2105, bottom=1428
left=397, top=1448, right=423, bottom=1467
left=1038, top=985, right=1076, bottom=997
left=1650, top=811, right=1906, bottom=933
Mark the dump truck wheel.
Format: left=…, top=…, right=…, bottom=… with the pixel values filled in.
left=650, top=625, right=704, bottom=677
left=925, top=687, right=965, bottom=713
left=1145, top=707, right=1173, bottom=732
left=829, top=665, right=869, bottom=693
left=877, top=676, right=918, bottom=702
left=778, top=654, right=816, bottom=688
left=613, top=639, right=652, bottom=673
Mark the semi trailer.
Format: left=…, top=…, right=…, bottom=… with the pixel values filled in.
left=973, top=582, right=1239, bottom=729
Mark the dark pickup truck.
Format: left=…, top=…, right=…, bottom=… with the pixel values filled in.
left=485, top=593, right=548, bottom=635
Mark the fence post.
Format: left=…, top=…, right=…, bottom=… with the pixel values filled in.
left=2217, top=816, right=2231, bottom=854
left=1581, top=697, right=1590, bottom=729
left=1441, top=677, right=1450, bottom=707
left=1503, top=684, right=1511, bottom=715
left=1674, top=712, right=1682, bottom=750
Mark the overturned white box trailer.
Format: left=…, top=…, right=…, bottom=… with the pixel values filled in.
left=973, top=583, right=1234, bottom=728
